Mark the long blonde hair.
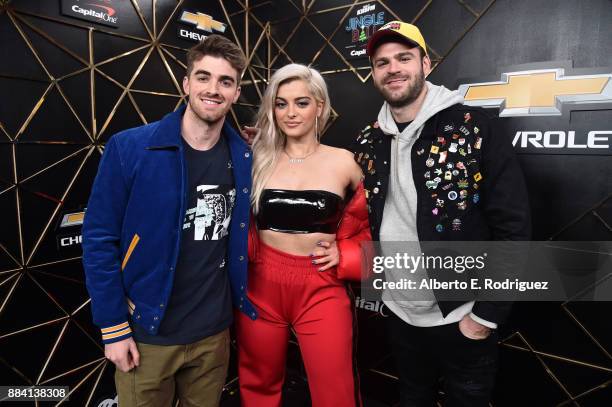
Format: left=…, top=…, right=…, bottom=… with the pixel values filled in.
left=251, top=64, right=331, bottom=213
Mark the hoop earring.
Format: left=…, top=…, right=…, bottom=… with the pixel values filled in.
left=315, top=116, right=320, bottom=143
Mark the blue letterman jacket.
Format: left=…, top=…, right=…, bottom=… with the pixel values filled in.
left=82, top=106, right=256, bottom=344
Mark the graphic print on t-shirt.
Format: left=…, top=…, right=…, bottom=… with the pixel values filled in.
left=183, top=184, right=236, bottom=240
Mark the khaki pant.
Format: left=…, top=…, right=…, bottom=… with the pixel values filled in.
left=115, top=329, right=230, bottom=407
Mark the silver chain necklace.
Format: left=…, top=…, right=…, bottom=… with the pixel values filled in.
left=284, top=144, right=319, bottom=163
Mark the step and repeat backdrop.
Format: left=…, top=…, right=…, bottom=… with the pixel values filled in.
left=0, top=0, right=610, bottom=405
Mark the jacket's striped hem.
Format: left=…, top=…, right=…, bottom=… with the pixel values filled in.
left=101, top=322, right=132, bottom=342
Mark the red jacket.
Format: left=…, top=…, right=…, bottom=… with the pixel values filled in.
left=335, top=182, right=372, bottom=280
left=248, top=182, right=372, bottom=281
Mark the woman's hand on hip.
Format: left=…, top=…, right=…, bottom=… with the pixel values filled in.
left=310, top=240, right=339, bottom=272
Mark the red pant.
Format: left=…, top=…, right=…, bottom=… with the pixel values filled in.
left=236, top=240, right=361, bottom=407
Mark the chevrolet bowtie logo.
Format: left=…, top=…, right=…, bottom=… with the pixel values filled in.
left=59, top=211, right=85, bottom=228
left=180, top=11, right=226, bottom=34
left=458, top=69, right=612, bottom=117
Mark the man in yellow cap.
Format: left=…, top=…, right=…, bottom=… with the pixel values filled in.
left=353, top=21, right=530, bottom=406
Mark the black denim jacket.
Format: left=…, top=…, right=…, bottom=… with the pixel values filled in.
left=352, top=104, right=531, bottom=325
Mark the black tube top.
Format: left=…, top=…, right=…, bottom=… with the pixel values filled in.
left=257, top=189, right=345, bottom=234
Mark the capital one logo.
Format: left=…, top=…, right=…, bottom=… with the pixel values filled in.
left=458, top=69, right=612, bottom=117
left=355, top=296, right=388, bottom=317
left=71, top=0, right=118, bottom=23
left=83, top=1, right=116, bottom=16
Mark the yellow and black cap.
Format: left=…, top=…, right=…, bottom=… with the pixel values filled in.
left=367, top=20, right=427, bottom=57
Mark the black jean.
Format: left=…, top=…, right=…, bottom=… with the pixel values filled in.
left=386, top=312, right=498, bottom=407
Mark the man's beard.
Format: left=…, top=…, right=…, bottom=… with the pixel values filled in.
left=377, top=70, right=426, bottom=108
left=187, top=96, right=228, bottom=125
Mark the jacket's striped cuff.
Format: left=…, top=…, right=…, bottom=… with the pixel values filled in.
left=101, top=321, right=133, bottom=344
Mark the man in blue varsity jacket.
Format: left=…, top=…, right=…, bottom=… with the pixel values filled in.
left=353, top=22, right=531, bottom=406
left=82, top=35, right=255, bottom=407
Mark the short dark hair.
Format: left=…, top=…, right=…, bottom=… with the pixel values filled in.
left=186, top=35, right=246, bottom=81
left=415, top=45, right=426, bottom=60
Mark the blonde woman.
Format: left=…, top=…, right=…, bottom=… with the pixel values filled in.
left=236, top=64, right=370, bottom=406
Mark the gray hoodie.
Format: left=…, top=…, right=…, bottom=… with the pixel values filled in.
left=378, top=82, right=476, bottom=327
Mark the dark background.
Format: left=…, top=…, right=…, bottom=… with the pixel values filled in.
left=0, top=0, right=610, bottom=406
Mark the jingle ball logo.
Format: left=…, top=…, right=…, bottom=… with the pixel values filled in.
left=344, top=2, right=385, bottom=59
left=61, top=0, right=119, bottom=28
